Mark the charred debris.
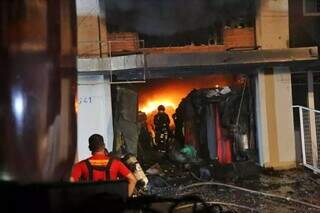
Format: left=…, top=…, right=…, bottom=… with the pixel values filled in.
left=109, top=74, right=320, bottom=212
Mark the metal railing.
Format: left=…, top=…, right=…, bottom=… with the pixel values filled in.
left=107, top=40, right=146, bottom=84
left=77, top=39, right=147, bottom=84
left=293, top=105, right=320, bottom=173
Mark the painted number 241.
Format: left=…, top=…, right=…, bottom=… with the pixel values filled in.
left=79, top=97, right=92, bottom=104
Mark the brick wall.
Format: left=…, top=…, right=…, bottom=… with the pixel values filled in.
left=223, top=27, right=255, bottom=49
left=143, top=45, right=226, bottom=54
left=108, top=32, right=140, bottom=55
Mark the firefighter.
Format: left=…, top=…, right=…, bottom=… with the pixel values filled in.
left=153, top=105, right=170, bottom=152
left=70, top=134, right=137, bottom=197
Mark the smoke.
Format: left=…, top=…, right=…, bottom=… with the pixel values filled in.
left=100, top=0, right=254, bottom=36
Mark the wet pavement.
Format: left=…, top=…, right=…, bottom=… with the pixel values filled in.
left=145, top=163, right=320, bottom=212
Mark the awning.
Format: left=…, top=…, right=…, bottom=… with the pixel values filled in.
left=78, top=46, right=319, bottom=80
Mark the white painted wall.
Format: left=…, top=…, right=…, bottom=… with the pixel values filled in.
left=255, top=72, right=270, bottom=166
left=77, top=75, right=113, bottom=161
left=273, top=67, right=295, bottom=163
left=255, top=68, right=296, bottom=168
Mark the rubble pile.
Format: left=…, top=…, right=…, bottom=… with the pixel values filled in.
left=144, top=165, right=320, bottom=212
left=133, top=82, right=320, bottom=212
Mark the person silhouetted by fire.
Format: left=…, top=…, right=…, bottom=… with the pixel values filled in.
left=153, top=105, right=170, bottom=152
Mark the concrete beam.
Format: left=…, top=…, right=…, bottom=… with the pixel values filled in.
left=77, top=47, right=318, bottom=73
left=145, top=47, right=318, bottom=69
left=77, top=57, right=110, bottom=72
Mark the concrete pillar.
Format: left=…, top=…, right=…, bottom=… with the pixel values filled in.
left=77, top=75, right=114, bottom=160
left=255, top=72, right=269, bottom=166
left=255, top=67, right=296, bottom=169
left=307, top=72, right=318, bottom=168
left=254, top=0, right=295, bottom=169
left=76, top=0, right=108, bottom=57
left=255, top=0, right=289, bottom=49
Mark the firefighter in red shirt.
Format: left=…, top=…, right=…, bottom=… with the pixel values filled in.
left=70, top=134, right=137, bottom=196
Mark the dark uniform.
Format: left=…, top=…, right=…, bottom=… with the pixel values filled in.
left=154, top=105, right=170, bottom=151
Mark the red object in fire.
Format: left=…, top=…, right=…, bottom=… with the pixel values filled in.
left=184, top=121, right=199, bottom=150
left=214, top=105, right=232, bottom=165
left=222, top=138, right=232, bottom=164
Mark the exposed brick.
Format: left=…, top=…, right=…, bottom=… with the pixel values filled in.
left=108, top=32, right=140, bottom=55
left=143, top=45, right=226, bottom=54
left=223, top=27, right=255, bottom=48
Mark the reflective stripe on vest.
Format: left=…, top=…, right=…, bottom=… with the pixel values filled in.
left=88, top=159, right=109, bottom=166
left=84, top=158, right=113, bottom=181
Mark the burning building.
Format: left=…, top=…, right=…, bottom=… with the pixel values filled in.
left=2, top=1, right=320, bottom=212
left=136, top=75, right=253, bottom=162
left=76, top=0, right=320, bottom=173
left=138, top=75, right=237, bottom=131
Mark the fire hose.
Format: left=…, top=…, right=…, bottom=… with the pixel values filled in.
left=177, top=181, right=320, bottom=210
left=174, top=201, right=258, bottom=212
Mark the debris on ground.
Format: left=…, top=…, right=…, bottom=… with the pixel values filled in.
left=180, top=145, right=197, bottom=159
left=146, top=163, right=162, bottom=175
left=144, top=160, right=320, bottom=212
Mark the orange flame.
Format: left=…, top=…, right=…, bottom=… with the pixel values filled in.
left=140, top=100, right=176, bottom=114
left=75, top=95, right=79, bottom=113
left=138, top=74, right=242, bottom=136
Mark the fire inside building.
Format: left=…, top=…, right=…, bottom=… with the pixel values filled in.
left=1, top=0, right=320, bottom=212
left=117, top=74, right=255, bottom=165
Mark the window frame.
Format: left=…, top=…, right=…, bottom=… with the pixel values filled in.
left=303, top=0, right=320, bottom=16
